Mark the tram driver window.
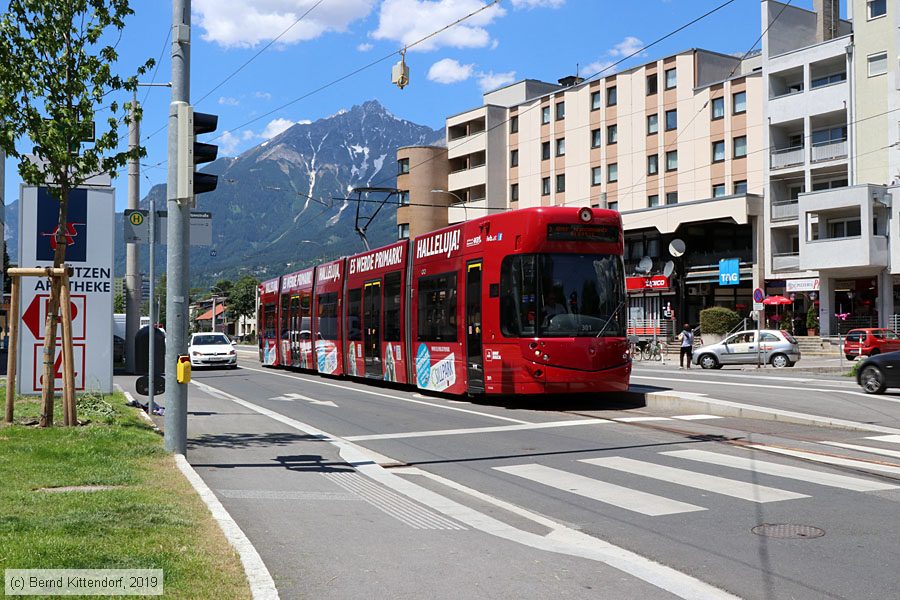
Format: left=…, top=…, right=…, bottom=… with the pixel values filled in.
left=347, top=288, right=362, bottom=341
left=383, top=272, right=402, bottom=342
left=417, top=272, right=458, bottom=342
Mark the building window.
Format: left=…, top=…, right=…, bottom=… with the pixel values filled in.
left=733, top=135, right=747, bottom=158
left=712, top=183, right=726, bottom=198
left=541, top=105, right=551, bottom=124
left=811, top=72, right=846, bottom=88
left=510, top=115, right=519, bottom=133
left=510, top=183, right=519, bottom=202
left=665, top=191, right=678, bottom=205
left=648, top=194, right=660, bottom=207
left=510, top=149, right=518, bottom=167
left=665, top=68, right=677, bottom=89
left=665, top=150, right=677, bottom=171
left=399, top=191, right=410, bottom=205
left=647, top=113, right=658, bottom=135
left=398, top=223, right=410, bottom=239
left=711, top=97, right=725, bottom=120
left=665, top=109, right=677, bottom=130
left=868, top=52, right=888, bottom=77
left=398, top=157, right=410, bottom=174
left=733, top=91, right=747, bottom=114
left=607, top=86, right=617, bottom=106
left=734, top=180, right=747, bottom=194
left=556, top=138, right=566, bottom=156
left=556, top=101, right=565, bottom=120
left=827, top=218, right=862, bottom=238
left=647, top=154, right=658, bottom=175
left=541, top=177, right=550, bottom=196
left=608, top=201, right=618, bottom=211
left=591, top=91, right=601, bottom=110
left=591, top=128, right=602, bottom=148
left=541, top=141, right=550, bottom=160
left=712, top=140, right=725, bottom=163
left=868, top=0, right=887, bottom=18
left=812, top=125, right=847, bottom=146
left=647, top=73, right=658, bottom=95
left=591, top=166, right=602, bottom=186
left=607, top=124, right=617, bottom=145
left=556, top=174, right=566, bottom=193
left=608, top=163, right=618, bottom=183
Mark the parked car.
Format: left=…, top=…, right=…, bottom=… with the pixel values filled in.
left=856, top=352, right=900, bottom=394
left=692, top=329, right=800, bottom=369
left=842, top=328, right=900, bottom=360
left=188, top=332, right=237, bottom=368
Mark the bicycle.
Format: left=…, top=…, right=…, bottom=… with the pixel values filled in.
left=641, top=338, right=663, bottom=361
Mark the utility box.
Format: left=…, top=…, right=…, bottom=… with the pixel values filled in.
left=177, top=355, right=191, bottom=383
left=135, top=326, right=165, bottom=376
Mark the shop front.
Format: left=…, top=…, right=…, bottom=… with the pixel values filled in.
left=626, top=275, right=675, bottom=339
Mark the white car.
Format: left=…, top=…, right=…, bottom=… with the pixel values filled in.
left=189, top=332, right=237, bottom=368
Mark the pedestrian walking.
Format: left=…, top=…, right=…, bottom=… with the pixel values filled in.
left=678, top=323, right=694, bottom=369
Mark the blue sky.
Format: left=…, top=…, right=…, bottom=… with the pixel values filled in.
left=3, top=0, right=826, bottom=212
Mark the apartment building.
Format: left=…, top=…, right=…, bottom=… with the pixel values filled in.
left=398, top=50, right=764, bottom=329
left=762, top=0, right=900, bottom=335
left=396, top=145, right=451, bottom=239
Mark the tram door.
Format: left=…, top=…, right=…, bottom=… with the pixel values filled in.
left=465, top=261, right=484, bottom=393
left=363, top=280, right=382, bottom=377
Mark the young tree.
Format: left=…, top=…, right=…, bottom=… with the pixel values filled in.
left=0, top=0, right=153, bottom=426
left=229, top=275, right=259, bottom=324
left=113, top=291, right=125, bottom=313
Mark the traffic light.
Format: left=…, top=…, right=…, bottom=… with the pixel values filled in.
left=176, top=102, right=218, bottom=204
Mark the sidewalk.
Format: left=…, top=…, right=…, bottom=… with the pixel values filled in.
left=633, top=354, right=854, bottom=377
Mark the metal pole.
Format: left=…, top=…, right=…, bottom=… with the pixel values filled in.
left=125, top=92, right=141, bottom=374
left=756, top=309, right=762, bottom=369
left=211, top=296, right=216, bottom=332
left=148, top=199, right=156, bottom=415
left=164, top=0, right=190, bottom=454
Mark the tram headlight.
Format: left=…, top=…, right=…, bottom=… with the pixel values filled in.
left=578, top=207, right=593, bottom=222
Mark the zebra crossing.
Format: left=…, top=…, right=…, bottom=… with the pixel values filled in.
left=493, top=437, right=900, bottom=517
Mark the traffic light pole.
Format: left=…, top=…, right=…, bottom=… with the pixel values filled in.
left=164, top=0, right=191, bottom=454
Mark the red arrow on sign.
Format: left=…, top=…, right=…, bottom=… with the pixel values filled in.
left=23, top=296, right=42, bottom=339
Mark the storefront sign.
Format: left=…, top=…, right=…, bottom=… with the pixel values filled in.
left=785, top=278, right=820, bottom=292
left=718, top=258, right=740, bottom=286
left=626, top=275, right=670, bottom=292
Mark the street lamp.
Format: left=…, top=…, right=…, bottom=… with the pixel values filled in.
left=431, top=188, right=468, bottom=222
left=210, top=286, right=223, bottom=333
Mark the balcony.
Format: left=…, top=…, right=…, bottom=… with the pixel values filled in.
left=770, top=146, right=805, bottom=170
left=811, top=139, right=847, bottom=163
left=771, top=200, right=798, bottom=221
left=448, top=164, right=487, bottom=191
left=772, top=252, right=800, bottom=271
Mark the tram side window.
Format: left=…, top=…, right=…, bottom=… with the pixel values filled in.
left=300, top=291, right=312, bottom=335
left=264, top=303, right=277, bottom=339
left=383, top=271, right=402, bottom=342
left=500, top=255, right=537, bottom=337
left=280, top=295, right=291, bottom=339
left=347, top=288, right=362, bottom=341
left=289, top=295, right=301, bottom=343
left=417, top=272, right=458, bottom=342
left=316, top=292, right=338, bottom=340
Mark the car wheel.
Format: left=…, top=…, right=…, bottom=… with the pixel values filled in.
left=699, top=354, right=718, bottom=369
left=770, top=353, right=789, bottom=369
left=870, top=349, right=880, bottom=356
left=845, top=354, right=855, bottom=361
left=860, top=365, right=887, bottom=394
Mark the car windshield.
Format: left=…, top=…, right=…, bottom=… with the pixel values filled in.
left=193, top=335, right=230, bottom=345
left=500, top=253, right=626, bottom=338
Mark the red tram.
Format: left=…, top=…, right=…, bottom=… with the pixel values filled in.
left=257, top=206, right=630, bottom=395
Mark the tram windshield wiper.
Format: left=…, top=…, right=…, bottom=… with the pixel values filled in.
left=595, top=301, right=625, bottom=338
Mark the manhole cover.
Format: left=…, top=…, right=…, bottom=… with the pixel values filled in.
left=751, top=524, right=825, bottom=539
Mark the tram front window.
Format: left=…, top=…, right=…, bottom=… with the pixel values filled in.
left=500, top=254, right=625, bottom=338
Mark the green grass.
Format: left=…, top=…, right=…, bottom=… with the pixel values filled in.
left=0, top=388, right=250, bottom=599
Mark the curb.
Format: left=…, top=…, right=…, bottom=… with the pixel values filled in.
left=644, top=390, right=900, bottom=435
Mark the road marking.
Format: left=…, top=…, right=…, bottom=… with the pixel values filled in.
left=633, top=368, right=856, bottom=386
left=819, top=441, right=900, bottom=460
left=494, top=464, right=705, bottom=516
left=632, top=375, right=886, bottom=401
left=866, top=434, right=900, bottom=445
left=612, top=416, right=672, bottom=423
left=194, top=379, right=742, bottom=600
left=671, top=414, right=723, bottom=421
left=662, top=449, right=898, bottom=492
left=746, top=444, right=900, bottom=476
left=268, top=392, right=338, bottom=407
left=344, top=418, right=609, bottom=441
left=238, top=364, right=529, bottom=424
left=581, top=457, right=808, bottom=503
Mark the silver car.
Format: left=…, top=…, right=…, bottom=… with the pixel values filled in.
left=692, top=329, right=800, bottom=369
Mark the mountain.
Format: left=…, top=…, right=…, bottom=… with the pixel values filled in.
left=7, top=100, right=444, bottom=287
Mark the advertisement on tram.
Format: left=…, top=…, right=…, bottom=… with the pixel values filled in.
left=258, top=277, right=281, bottom=366
left=279, top=268, right=315, bottom=369
left=312, top=259, right=344, bottom=376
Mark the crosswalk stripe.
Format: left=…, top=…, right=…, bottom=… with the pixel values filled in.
left=661, top=450, right=898, bottom=492
left=819, top=441, right=900, bottom=461
left=581, top=457, right=808, bottom=503
left=671, top=415, right=723, bottom=421
left=493, top=464, right=705, bottom=516
left=746, top=444, right=900, bottom=475
left=613, top=417, right=672, bottom=422
left=864, top=434, right=900, bottom=445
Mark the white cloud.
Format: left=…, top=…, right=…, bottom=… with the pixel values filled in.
left=357, top=42, right=373, bottom=52
left=372, top=0, right=506, bottom=52
left=610, top=36, right=645, bottom=58
left=427, top=58, right=475, bottom=84
left=477, top=70, right=516, bottom=92
left=583, top=36, right=646, bottom=77
left=218, top=96, right=240, bottom=106
left=254, top=91, right=272, bottom=100
left=582, top=59, right=614, bottom=76
left=241, top=130, right=257, bottom=140
left=219, top=131, right=242, bottom=156
left=260, top=117, right=312, bottom=140
left=194, top=0, right=377, bottom=48
left=510, top=0, right=564, bottom=8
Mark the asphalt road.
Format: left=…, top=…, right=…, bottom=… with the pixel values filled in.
left=135, top=349, right=900, bottom=600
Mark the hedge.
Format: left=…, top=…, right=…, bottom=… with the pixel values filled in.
left=699, top=307, right=741, bottom=335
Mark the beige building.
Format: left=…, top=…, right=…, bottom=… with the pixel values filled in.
left=398, top=49, right=765, bottom=329
left=396, top=145, right=450, bottom=240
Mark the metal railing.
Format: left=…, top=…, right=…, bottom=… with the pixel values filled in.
left=811, top=139, right=848, bottom=163
left=770, top=146, right=805, bottom=169
left=627, top=319, right=675, bottom=340
left=771, top=200, right=799, bottom=221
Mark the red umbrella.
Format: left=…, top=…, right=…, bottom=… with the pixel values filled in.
left=763, top=295, right=793, bottom=305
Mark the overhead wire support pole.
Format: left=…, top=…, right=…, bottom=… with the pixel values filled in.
left=125, top=89, right=141, bottom=374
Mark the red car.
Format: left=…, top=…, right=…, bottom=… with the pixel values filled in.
left=843, top=328, right=900, bottom=360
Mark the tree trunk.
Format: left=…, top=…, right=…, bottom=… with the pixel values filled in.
left=38, top=185, right=69, bottom=427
